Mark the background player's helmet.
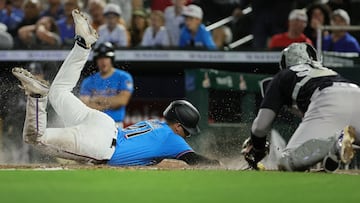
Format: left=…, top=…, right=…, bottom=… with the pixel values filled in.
left=279, top=43, right=318, bottom=69
left=93, top=42, right=115, bottom=64
left=163, top=100, right=201, bottom=135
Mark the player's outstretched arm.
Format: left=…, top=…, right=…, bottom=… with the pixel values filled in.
left=91, top=90, right=132, bottom=109
left=178, top=152, right=220, bottom=166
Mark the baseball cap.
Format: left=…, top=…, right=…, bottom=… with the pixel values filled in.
left=332, top=9, right=350, bottom=25
left=288, top=9, right=308, bottom=22
left=104, top=3, right=122, bottom=16
left=133, top=9, right=147, bottom=18
left=182, top=4, right=203, bottom=19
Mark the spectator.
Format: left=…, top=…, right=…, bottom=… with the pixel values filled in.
left=97, top=3, right=128, bottom=47
left=164, top=0, right=186, bottom=46
left=322, top=9, right=360, bottom=53
left=212, top=25, right=232, bottom=49
left=179, top=4, right=216, bottom=50
left=86, top=0, right=105, bottom=31
left=80, top=42, right=134, bottom=128
left=56, top=0, right=79, bottom=47
left=14, top=0, right=41, bottom=36
left=40, top=0, right=64, bottom=21
left=141, top=10, right=170, bottom=48
left=109, top=0, right=132, bottom=26
left=129, top=9, right=148, bottom=47
left=0, top=0, right=24, bottom=36
left=18, top=16, right=61, bottom=49
left=0, top=22, right=13, bottom=49
left=269, top=9, right=312, bottom=50
left=304, top=3, right=331, bottom=45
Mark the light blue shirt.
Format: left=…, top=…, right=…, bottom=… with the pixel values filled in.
left=108, top=120, right=194, bottom=166
left=323, top=33, right=360, bottom=53
left=80, top=69, right=133, bottom=122
left=179, top=24, right=217, bottom=50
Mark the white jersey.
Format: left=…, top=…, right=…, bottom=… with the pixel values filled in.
left=164, top=6, right=185, bottom=46
left=141, top=26, right=170, bottom=47
left=97, top=24, right=128, bottom=47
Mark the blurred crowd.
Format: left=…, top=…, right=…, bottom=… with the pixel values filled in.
left=0, top=0, right=359, bottom=52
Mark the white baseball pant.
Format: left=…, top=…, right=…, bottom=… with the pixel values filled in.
left=23, top=44, right=117, bottom=162
left=279, top=83, right=360, bottom=171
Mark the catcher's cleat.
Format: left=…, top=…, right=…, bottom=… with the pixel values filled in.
left=338, top=125, right=356, bottom=164
left=12, top=67, right=49, bottom=96
left=72, top=9, right=98, bottom=48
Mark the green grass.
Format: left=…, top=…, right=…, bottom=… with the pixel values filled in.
left=0, top=169, right=359, bottom=203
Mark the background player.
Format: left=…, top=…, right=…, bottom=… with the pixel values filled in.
left=12, top=9, right=219, bottom=167
left=79, top=42, right=133, bottom=128
left=242, top=43, right=360, bottom=172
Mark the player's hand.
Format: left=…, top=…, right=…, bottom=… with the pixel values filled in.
left=241, top=137, right=269, bottom=170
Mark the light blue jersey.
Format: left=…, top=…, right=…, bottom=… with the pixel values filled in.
left=108, top=120, right=194, bottom=166
left=80, top=69, right=133, bottom=122
left=179, top=24, right=216, bottom=50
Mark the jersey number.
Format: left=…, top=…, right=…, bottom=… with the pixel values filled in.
left=124, top=123, right=152, bottom=139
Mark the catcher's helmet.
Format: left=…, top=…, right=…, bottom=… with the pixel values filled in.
left=163, top=100, right=200, bottom=135
left=279, top=43, right=318, bottom=70
left=93, top=42, right=115, bottom=64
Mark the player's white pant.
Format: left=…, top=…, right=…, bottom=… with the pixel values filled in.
left=23, top=44, right=117, bottom=162
left=279, top=84, right=360, bottom=171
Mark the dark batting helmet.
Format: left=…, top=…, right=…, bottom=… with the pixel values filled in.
left=279, top=43, right=318, bottom=70
left=163, top=100, right=201, bottom=135
left=93, top=42, right=115, bottom=64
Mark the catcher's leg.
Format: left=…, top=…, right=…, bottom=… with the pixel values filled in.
left=278, top=87, right=360, bottom=172
left=278, top=126, right=356, bottom=172
left=278, top=137, right=337, bottom=171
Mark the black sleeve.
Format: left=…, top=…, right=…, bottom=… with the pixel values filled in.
left=260, top=69, right=296, bottom=113
left=177, top=152, right=220, bottom=166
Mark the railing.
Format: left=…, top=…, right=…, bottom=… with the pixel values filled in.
left=205, top=7, right=253, bottom=50
left=205, top=7, right=252, bottom=32
left=0, top=49, right=281, bottom=63
left=316, top=25, right=360, bottom=60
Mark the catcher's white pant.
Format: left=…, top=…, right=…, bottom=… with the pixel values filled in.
left=23, top=44, right=117, bottom=162
left=279, top=84, right=360, bottom=171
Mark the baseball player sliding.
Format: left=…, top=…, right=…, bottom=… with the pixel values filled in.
left=12, top=9, right=219, bottom=166
left=242, top=43, right=360, bottom=172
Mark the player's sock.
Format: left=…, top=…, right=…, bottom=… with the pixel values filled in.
left=75, top=35, right=89, bottom=49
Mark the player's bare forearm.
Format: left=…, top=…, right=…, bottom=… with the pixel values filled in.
left=80, top=96, right=106, bottom=111
left=92, top=91, right=131, bottom=109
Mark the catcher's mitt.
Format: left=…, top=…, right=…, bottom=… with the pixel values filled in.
left=241, top=137, right=269, bottom=170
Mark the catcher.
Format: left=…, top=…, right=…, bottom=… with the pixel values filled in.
left=242, top=43, right=360, bottom=172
